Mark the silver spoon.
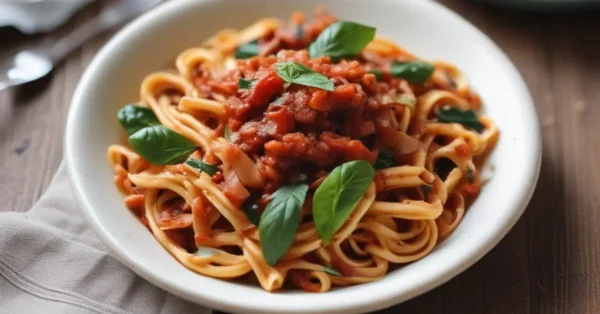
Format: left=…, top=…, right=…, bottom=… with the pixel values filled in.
left=0, top=0, right=162, bottom=92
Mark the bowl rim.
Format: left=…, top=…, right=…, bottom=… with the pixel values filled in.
left=65, top=0, right=542, bottom=313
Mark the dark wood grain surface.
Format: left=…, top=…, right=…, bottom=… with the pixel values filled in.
left=1, top=1, right=598, bottom=313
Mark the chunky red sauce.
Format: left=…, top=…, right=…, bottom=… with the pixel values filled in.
left=194, top=12, right=426, bottom=207
left=223, top=50, right=416, bottom=175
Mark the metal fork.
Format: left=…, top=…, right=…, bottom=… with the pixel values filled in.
left=0, top=0, right=162, bottom=92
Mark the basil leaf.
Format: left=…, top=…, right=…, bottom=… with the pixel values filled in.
left=370, top=69, right=383, bottom=81
left=223, top=125, right=232, bottom=141
left=374, top=148, right=395, bottom=169
left=323, top=266, right=342, bottom=277
left=235, top=39, right=259, bottom=59
left=238, top=78, right=256, bottom=90
left=259, top=183, right=309, bottom=265
left=308, top=21, right=376, bottom=59
left=437, top=107, right=484, bottom=132
left=185, top=158, right=218, bottom=176
left=129, top=125, right=196, bottom=164
left=274, top=62, right=334, bottom=91
left=118, top=104, right=160, bottom=135
left=391, top=61, right=435, bottom=84
left=244, top=203, right=261, bottom=225
left=313, top=160, right=375, bottom=244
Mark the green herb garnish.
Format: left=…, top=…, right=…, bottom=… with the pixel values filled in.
left=323, top=266, right=342, bottom=277
left=238, top=78, right=257, bottom=90
left=244, top=203, right=261, bottom=226
left=391, top=61, right=435, bottom=84
left=235, top=39, right=259, bottom=59
left=118, top=104, right=197, bottom=164
left=370, top=69, right=383, bottom=81
left=129, top=125, right=196, bottom=165
left=118, top=104, right=160, bottom=135
left=437, top=107, right=484, bottom=132
left=259, top=183, right=309, bottom=265
left=274, top=62, right=334, bottom=91
left=313, top=160, right=374, bottom=244
left=185, top=158, right=218, bottom=176
left=308, top=21, right=376, bottom=60
left=374, top=147, right=395, bottom=169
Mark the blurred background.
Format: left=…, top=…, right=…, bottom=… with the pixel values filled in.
left=0, top=1, right=599, bottom=313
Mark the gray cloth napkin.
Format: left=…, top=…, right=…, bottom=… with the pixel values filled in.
left=0, top=162, right=212, bottom=314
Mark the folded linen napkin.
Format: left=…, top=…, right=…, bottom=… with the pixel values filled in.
left=0, top=162, right=212, bottom=314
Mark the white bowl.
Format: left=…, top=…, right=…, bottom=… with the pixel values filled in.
left=65, top=0, right=541, bottom=313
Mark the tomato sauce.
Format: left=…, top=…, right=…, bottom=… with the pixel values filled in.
left=197, top=12, right=420, bottom=203
left=219, top=49, right=406, bottom=173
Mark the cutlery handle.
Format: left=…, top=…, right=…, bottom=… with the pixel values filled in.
left=47, top=0, right=161, bottom=61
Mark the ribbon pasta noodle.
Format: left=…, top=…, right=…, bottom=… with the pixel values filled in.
left=108, top=8, right=498, bottom=292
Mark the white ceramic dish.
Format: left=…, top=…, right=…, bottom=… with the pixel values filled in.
left=65, top=0, right=541, bottom=313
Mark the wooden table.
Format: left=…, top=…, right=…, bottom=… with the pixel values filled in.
left=1, top=1, right=598, bottom=313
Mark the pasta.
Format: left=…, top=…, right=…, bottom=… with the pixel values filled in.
left=108, top=7, right=499, bottom=293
